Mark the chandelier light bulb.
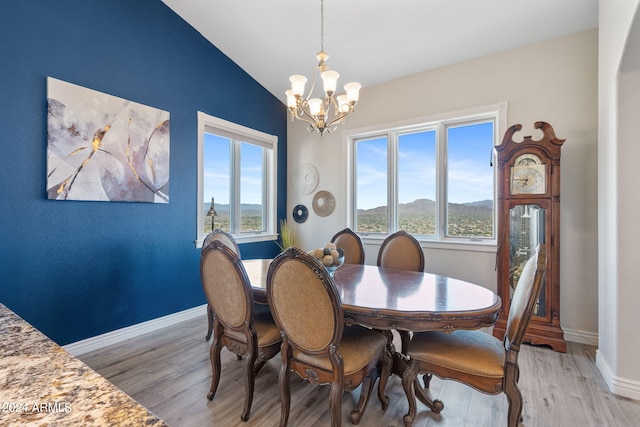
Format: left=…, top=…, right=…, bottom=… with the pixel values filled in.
left=337, top=94, right=349, bottom=113
left=344, top=82, right=361, bottom=104
left=321, top=70, right=339, bottom=95
left=285, top=90, right=297, bottom=109
left=308, top=98, right=323, bottom=116
left=289, top=75, right=307, bottom=97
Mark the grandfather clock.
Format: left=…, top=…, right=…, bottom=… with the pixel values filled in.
left=493, top=121, right=566, bottom=352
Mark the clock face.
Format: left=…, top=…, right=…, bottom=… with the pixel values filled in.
left=511, top=164, right=546, bottom=195
left=514, top=153, right=542, bottom=167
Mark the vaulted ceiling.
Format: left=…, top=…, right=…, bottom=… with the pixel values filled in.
left=161, top=0, right=598, bottom=103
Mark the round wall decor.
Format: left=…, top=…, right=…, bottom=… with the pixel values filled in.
left=293, top=163, right=319, bottom=195
left=292, top=204, right=308, bottom=223
left=312, top=190, right=335, bottom=217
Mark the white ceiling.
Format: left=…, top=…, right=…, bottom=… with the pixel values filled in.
left=161, top=0, right=598, bottom=104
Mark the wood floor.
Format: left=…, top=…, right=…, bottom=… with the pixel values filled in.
left=79, top=314, right=640, bottom=427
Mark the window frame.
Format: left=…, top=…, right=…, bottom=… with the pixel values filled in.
left=196, top=111, right=278, bottom=248
left=345, top=102, right=508, bottom=249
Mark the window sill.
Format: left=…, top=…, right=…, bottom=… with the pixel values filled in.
left=194, top=233, right=278, bottom=249
left=360, top=235, right=496, bottom=253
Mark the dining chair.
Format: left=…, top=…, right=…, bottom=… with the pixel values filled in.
left=331, top=227, right=365, bottom=264
left=202, top=228, right=242, bottom=341
left=377, top=230, right=424, bottom=272
left=267, top=246, right=392, bottom=427
left=203, top=227, right=241, bottom=255
left=200, top=240, right=281, bottom=422
left=401, top=244, right=546, bottom=427
left=377, top=230, right=425, bottom=354
left=200, top=228, right=241, bottom=341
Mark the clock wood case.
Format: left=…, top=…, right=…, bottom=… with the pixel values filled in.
left=493, top=121, right=566, bottom=352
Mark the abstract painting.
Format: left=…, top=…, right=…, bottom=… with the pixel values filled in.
left=46, top=77, right=170, bottom=203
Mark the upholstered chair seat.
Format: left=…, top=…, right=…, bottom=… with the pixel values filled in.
left=292, top=325, right=388, bottom=375
left=223, top=310, right=282, bottom=347
left=408, top=329, right=505, bottom=380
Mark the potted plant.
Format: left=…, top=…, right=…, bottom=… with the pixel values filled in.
left=276, top=219, right=296, bottom=251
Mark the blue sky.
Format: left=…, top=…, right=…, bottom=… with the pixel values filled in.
left=205, top=121, right=494, bottom=210
left=356, top=121, right=494, bottom=210
left=203, top=133, right=263, bottom=206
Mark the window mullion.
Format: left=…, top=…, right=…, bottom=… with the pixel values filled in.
left=261, top=148, right=268, bottom=233
left=436, top=123, right=447, bottom=240
left=388, top=131, right=398, bottom=234
left=231, top=140, right=241, bottom=234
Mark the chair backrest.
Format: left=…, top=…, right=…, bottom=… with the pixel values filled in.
left=267, top=246, right=343, bottom=355
left=331, top=227, right=365, bottom=264
left=200, top=240, right=253, bottom=331
left=202, top=228, right=241, bottom=258
left=505, top=244, right=547, bottom=351
left=377, top=230, right=424, bottom=272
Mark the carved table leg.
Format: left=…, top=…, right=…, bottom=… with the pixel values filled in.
left=413, top=377, right=444, bottom=414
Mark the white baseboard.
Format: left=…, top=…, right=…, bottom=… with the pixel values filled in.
left=596, top=349, right=640, bottom=401
left=63, top=307, right=598, bottom=356
left=63, top=304, right=208, bottom=357
left=563, top=327, right=598, bottom=346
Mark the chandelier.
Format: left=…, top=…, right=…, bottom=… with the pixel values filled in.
left=285, top=0, right=361, bottom=137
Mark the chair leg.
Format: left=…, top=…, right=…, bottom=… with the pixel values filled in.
left=329, top=375, right=344, bottom=427
left=241, top=344, right=258, bottom=421
left=253, top=359, right=266, bottom=375
left=504, top=367, right=523, bottom=427
left=205, top=304, right=214, bottom=341
left=351, top=370, right=375, bottom=425
left=207, top=325, right=223, bottom=400
left=278, top=342, right=292, bottom=427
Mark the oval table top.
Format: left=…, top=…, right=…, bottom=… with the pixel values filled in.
left=243, top=259, right=501, bottom=332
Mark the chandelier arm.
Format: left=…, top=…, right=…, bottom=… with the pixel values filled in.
left=324, top=111, right=349, bottom=129
left=292, top=111, right=317, bottom=128
left=304, top=67, right=320, bottom=101
left=292, top=104, right=321, bottom=128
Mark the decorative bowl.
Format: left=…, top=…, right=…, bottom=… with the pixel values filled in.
left=324, top=256, right=345, bottom=277
left=309, top=242, right=345, bottom=277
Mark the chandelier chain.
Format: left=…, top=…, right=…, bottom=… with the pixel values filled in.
left=320, top=0, right=324, bottom=52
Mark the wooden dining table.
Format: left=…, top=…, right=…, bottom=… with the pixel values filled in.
left=243, top=259, right=501, bottom=332
left=242, top=259, right=502, bottom=413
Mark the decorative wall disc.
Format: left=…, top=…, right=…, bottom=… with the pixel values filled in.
left=312, top=190, right=335, bottom=217
left=293, top=163, right=319, bottom=195
left=292, top=204, right=308, bottom=223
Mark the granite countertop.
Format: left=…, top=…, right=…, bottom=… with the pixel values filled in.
left=0, top=303, right=168, bottom=426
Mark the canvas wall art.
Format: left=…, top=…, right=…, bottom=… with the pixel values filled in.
left=46, top=77, right=170, bottom=203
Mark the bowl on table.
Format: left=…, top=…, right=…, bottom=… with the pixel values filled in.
left=309, top=243, right=345, bottom=277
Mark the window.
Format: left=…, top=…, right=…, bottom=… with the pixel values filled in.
left=349, top=103, right=507, bottom=245
left=196, top=112, right=277, bottom=247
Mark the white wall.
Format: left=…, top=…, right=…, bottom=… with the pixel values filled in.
left=287, top=30, right=598, bottom=340
left=598, top=0, right=640, bottom=400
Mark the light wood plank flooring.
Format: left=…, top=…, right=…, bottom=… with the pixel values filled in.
left=79, top=315, right=640, bottom=426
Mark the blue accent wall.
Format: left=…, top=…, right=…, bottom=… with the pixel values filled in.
left=0, top=0, right=287, bottom=345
